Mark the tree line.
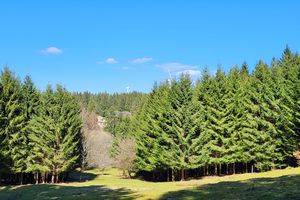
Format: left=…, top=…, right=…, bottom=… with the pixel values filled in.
left=0, top=68, right=81, bottom=184
left=0, top=47, right=299, bottom=184
left=131, top=48, right=300, bottom=181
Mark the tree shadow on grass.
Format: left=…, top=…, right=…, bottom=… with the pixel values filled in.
left=0, top=184, right=140, bottom=200
left=66, top=171, right=98, bottom=182
left=159, top=174, right=300, bottom=200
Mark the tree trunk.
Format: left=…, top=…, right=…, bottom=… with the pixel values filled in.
left=246, top=163, right=248, bottom=173
left=167, top=169, right=169, bottom=182
left=180, top=169, right=185, bottom=181
left=226, top=164, right=229, bottom=175
left=36, top=172, right=39, bottom=184
left=20, top=172, right=23, bottom=185
left=128, top=170, right=132, bottom=178
left=51, top=173, right=55, bottom=184
left=251, top=164, right=254, bottom=173
left=171, top=168, right=175, bottom=182
left=215, top=164, right=217, bottom=175
left=61, top=173, right=65, bottom=182
left=233, top=163, right=236, bottom=174
left=56, top=173, right=59, bottom=183
left=42, top=173, right=45, bottom=184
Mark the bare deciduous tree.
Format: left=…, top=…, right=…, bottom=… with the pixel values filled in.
left=113, top=138, right=136, bottom=178
left=86, top=129, right=113, bottom=169
left=80, top=107, right=113, bottom=173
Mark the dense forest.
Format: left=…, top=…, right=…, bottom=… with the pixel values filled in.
left=130, top=48, right=300, bottom=181
left=0, top=47, right=299, bottom=185
left=0, top=68, right=81, bottom=184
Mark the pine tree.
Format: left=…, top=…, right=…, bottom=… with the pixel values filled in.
left=248, top=61, right=276, bottom=171
left=166, top=74, right=199, bottom=180
left=280, top=47, right=300, bottom=149
left=200, top=69, right=227, bottom=175
left=28, top=85, right=82, bottom=183
left=224, top=64, right=257, bottom=174
left=270, top=60, right=297, bottom=166
left=193, top=68, right=213, bottom=174
left=0, top=67, right=27, bottom=184
left=21, top=76, right=41, bottom=182
left=134, top=82, right=172, bottom=174
left=223, top=66, right=248, bottom=174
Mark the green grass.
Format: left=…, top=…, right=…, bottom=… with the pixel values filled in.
left=1, top=167, right=300, bottom=200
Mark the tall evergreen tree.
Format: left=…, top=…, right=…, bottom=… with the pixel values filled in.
left=200, top=69, right=227, bottom=175
left=248, top=61, right=276, bottom=171
left=134, top=82, right=172, bottom=174
left=0, top=67, right=27, bottom=183
left=28, top=85, right=82, bottom=183
left=167, top=75, right=199, bottom=180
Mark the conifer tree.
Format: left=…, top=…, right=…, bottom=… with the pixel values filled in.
left=248, top=61, right=276, bottom=171
left=21, top=76, right=41, bottom=182
left=167, top=74, right=199, bottom=180
left=201, top=69, right=227, bottom=175
left=28, top=85, right=82, bottom=183
left=270, top=61, right=297, bottom=166
left=0, top=67, right=27, bottom=183
left=134, top=82, right=172, bottom=173
left=193, top=68, right=213, bottom=174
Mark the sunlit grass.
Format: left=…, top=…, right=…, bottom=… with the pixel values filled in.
left=1, top=167, right=300, bottom=200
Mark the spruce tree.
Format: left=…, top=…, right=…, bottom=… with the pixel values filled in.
left=134, top=82, right=172, bottom=174
left=201, top=69, right=227, bottom=175
left=0, top=67, right=27, bottom=183
left=166, top=74, right=199, bottom=180
left=249, top=61, right=276, bottom=171
left=193, top=68, right=213, bottom=174
left=270, top=61, right=297, bottom=166
left=28, top=85, right=82, bottom=183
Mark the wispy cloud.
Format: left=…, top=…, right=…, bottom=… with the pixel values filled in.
left=131, top=57, right=153, bottom=64
left=97, top=57, right=118, bottom=64
left=176, top=69, right=201, bottom=77
left=40, top=47, right=62, bottom=55
left=156, top=62, right=198, bottom=72
left=122, top=66, right=129, bottom=70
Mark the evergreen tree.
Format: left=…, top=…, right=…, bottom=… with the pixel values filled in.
left=270, top=61, right=297, bottom=166
left=248, top=61, right=276, bottom=171
left=21, top=76, right=41, bottom=182
left=0, top=67, right=27, bottom=183
left=193, top=68, right=213, bottom=174
left=134, top=82, right=172, bottom=173
left=167, top=74, right=199, bottom=180
left=200, top=69, right=227, bottom=175
left=28, top=85, right=82, bottom=183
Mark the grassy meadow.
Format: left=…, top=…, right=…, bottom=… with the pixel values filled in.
left=0, top=167, right=300, bottom=200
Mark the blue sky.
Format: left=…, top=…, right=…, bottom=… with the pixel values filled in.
left=0, top=0, right=300, bottom=93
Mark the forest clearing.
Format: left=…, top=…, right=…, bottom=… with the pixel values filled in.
left=1, top=167, right=300, bottom=200
left=1, top=1, right=300, bottom=199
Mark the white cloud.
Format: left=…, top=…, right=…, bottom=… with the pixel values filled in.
left=156, top=62, right=198, bottom=72
left=106, top=57, right=118, bottom=64
left=40, top=47, right=63, bottom=55
left=97, top=57, right=118, bottom=64
left=131, top=57, right=153, bottom=64
left=176, top=70, right=201, bottom=77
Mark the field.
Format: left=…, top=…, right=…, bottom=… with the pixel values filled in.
left=0, top=167, right=300, bottom=200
